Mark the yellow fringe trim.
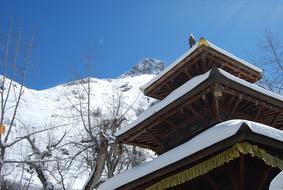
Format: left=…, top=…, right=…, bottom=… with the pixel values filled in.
left=146, top=142, right=283, bottom=190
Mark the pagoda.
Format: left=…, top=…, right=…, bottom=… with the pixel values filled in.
left=99, top=37, right=283, bottom=190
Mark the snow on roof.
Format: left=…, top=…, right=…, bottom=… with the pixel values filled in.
left=206, top=40, right=262, bottom=73
left=219, top=69, right=283, bottom=102
left=99, top=120, right=283, bottom=190
left=115, top=70, right=211, bottom=136
left=141, top=38, right=263, bottom=91
left=270, top=171, right=283, bottom=190
left=116, top=68, right=283, bottom=137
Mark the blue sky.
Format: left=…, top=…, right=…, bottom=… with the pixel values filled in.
left=1, top=0, right=283, bottom=89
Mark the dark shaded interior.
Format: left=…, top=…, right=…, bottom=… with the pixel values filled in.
left=167, top=155, right=280, bottom=190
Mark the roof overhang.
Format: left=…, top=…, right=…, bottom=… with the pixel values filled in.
left=141, top=38, right=263, bottom=100
left=116, top=68, right=283, bottom=153
left=99, top=120, right=283, bottom=190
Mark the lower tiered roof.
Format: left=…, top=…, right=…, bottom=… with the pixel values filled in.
left=116, top=68, right=283, bottom=154
left=99, top=120, right=283, bottom=190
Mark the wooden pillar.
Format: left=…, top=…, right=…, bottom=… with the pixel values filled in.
left=205, top=174, right=219, bottom=190
left=256, top=167, right=271, bottom=190
left=232, top=155, right=245, bottom=190
left=239, top=155, right=245, bottom=190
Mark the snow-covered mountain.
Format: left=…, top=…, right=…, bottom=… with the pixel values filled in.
left=5, top=58, right=164, bottom=127
left=1, top=58, right=162, bottom=189
left=120, top=58, right=164, bottom=77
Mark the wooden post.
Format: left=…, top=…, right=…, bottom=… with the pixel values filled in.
left=205, top=174, right=219, bottom=190
left=256, top=167, right=271, bottom=190
left=239, top=155, right=245, bottom=190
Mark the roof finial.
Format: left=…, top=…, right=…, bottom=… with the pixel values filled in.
left=189, top=33, right=196, bottom=48
left=198, top=37, right=209, bottom=47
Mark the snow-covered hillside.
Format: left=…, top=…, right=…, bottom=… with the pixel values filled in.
left=1, top=58, right=163, bottom=189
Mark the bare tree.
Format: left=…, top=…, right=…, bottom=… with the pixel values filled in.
left=65, top=77, right=125, bottom=189
left=256, top=31, right=283, bottom=94
left=62, top=70, right=152, bottom=190
left=23, top=128, right=67, bottom=190
left=0, top=17, right=34, bottom=186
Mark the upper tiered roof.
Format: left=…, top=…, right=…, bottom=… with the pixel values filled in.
left=141, top=38, right=263, bottom=100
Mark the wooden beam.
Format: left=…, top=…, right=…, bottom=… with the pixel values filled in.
left=205, top=174, right=220, bottom=190
left=125, top=99, right=189, bottom=142
left=271, top=112, right=282, bottom=126
left=187, top=105, right=204, bottom=121
left=207, top=48, right=260, bottom=83
left=223, top=87, right=282, bottom=112
left=222, top=107, right=265, bottom=125
left=145, top=129, right=165, bottom=150
left=159, top=116, right=196, bottom=139
left=164, top=83, right=172, bottom=91
left=227, top=96, right=236, bottom=108
left=184, top=65, right=192, bottom=78
left=254, top=106, right=262, bottom=121
left=163, top=119, right=175, bottom=130
left=239, top=155, right=245, bottom=190
left=255, top=167, right=272, bottom=190
left=230, top=94, right=242, bottom=117
left=240, top=102, right=257, bottom=114
left=202, top=94, right=209, bottom=108
left=194, top=58, right=201, bottom=74
left=201, top=54, right=207, bottom=73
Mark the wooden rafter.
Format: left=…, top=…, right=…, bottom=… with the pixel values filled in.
left=271, top=112, right=282, bottom=126
left=163, top=119, right=175, bottom=130
left=206, top=48, right=259, bottom=82
left=202, top=94, right=209, bottom=108
left=230, top=94, right=242, bottom=117
left=224, top=88, right=281, bottom=112
left=145, top=129, right=165, bottom=150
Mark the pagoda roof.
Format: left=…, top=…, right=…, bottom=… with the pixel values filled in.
left=99, top=120, right=283, bottom=190
left=116, top=68, right=283, bottom=138
left=141, top=38, right=263, bottom=100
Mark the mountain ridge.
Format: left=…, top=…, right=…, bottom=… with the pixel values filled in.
left=120, top=58, right=165, bottom=78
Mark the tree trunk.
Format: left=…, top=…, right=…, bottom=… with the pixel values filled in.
left=84, top=138, right=108, bottom=190
left=29, top=162, right=54, bottom=190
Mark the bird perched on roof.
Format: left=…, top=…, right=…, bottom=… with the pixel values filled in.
left=189, top=33, right=196, bottom=48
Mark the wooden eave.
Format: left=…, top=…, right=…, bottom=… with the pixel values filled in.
left=144, top=45, right=262, bottom=100
left=117, top=68, right=283, bottom=154
left=117, top=124, right=283, bottom=190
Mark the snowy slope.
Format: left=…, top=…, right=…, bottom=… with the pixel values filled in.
left=1, top=59, right=161, bottom=189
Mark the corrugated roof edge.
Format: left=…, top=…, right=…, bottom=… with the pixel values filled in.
left=140, top=38, right=263, bottom=92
